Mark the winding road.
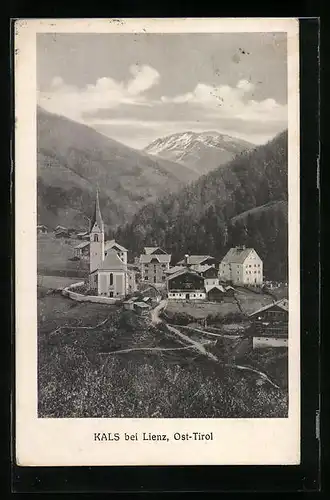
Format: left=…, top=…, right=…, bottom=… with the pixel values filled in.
left=149, top=298, right=281, bottom=389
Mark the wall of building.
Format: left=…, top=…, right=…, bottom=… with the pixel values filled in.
left=141, top=262, right=169, bottom=284
left=242, top=251, right=263, bottom=285
left=97, top=271, right=126, bottom=297
left=204, top=278, right=219, bottom=287
left=90, top=224, right=104, bottom=273
left=168, top=291, right=206, bottom=300
left=127, top=270, right=137, bottom=293
left=253, top=337, right=288, bottom=348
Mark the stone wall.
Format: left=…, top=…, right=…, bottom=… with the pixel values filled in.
left=62, top=282, right=120, bottom=304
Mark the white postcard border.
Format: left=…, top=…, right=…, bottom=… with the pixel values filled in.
left=15, top=18, right=300, bottom=466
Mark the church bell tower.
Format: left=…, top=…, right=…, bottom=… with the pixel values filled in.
left=89, top=189, right=105, bottom=273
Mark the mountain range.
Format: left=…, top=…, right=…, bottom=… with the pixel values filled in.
left=144, top=130, right=254, bottom=174
left=115, top=130, right=288, bottom=280
left=37, top=107, right=198, bottom=230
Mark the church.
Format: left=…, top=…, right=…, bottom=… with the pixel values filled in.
left=88, top=191, right=136, bottom=297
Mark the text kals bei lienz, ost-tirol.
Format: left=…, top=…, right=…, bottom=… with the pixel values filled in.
left=93, top=432, right=214, bottom=442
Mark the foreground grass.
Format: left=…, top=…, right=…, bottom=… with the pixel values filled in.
left=38, top=295, right=288, bottom=418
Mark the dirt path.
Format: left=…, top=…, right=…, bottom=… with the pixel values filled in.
left=99, top=345, right=198, bottom=355
left=174, top=324, right=242, bottom=339
left=166, top=324, right=218, bottom=361
left=49, top=317, right=110, bottom=336
left=150, top=299, right=167, bottom=325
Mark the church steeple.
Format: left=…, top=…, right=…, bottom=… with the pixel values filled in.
left=90, top=188, right=104, bottom=233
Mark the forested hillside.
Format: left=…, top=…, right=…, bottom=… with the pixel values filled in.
left=115, top=131, right=288, bottom=280
left=37, top=107, right=197, bottom=230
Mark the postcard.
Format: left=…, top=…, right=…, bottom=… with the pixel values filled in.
left=15, top=17, right=300, bottom=466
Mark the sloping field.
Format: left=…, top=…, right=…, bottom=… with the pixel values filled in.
left=38, top=294, right=288, bottom=418
left=38, top=233, right=88, bottom=276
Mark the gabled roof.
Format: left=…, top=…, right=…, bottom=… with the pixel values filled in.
left=74, top=241, right=89, bottom=249
left=90, top=190, right=104, bottom=233
left=97, top=249, right=127, bottom=271
left=144, top=246, right=167, bottom=255
left=164, top=265, right=185, bottom=275
left=105, top=239, right=128, bottom=252
left=177, top=255, right=215, bottom=266
left=192, top=264, right=213, bottom=273
left=205, top=284, right=226, bottom=294
left=134, top=301, right=151, bottom=309
left=248, top=298, right=289, bottom=317
left=221, top=247, right=260, bottom=264
left=166, top=268, right=203, bottom=281
left=140, top=254, right=171, bottom=264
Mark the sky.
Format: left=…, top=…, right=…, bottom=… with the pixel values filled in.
left=37, top=32, right=288, bottom=149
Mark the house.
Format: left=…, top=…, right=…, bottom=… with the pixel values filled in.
left=88, top=191, right=135, bottom=297
left=177, top=254, right=216, bottom=270
left=167, top=268, right=206, bottom=300
left=133, top=301, right=151, bottom=316
left=139, top=247, right=171, bottom=284
left=197, top=265, right=219, bottom=287
left=105, top=240, right=128, bottom=265
left=76, top=231, right=90, bottom=240
left=205, top=284, right=226, bottom=302
left=219, top=246, right=263, bottom=286
left=123, top=299, right=135, bottom=310
left=55, top=225, right=67, bottom=233
left=55, top=229, right=70, bottom=238
left=248, top=299, right=288, bottom=348
left=73, top=241, right=90, bottom=259
left=224, top=285, right=236, bottom=296
left=37, top=224, right=48, bottom=234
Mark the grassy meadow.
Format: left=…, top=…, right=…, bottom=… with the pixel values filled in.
left=38, top=294, right=288, bottom=418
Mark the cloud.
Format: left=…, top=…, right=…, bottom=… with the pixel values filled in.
left=127, top=64, right=160, bottom=96
left=38, top=64, right=160, bottom=120
left=38, top=71, right=287, bottom=149
left=160, top=79, right=287, bottom=123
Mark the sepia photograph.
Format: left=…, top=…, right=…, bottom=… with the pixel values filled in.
left=15, top=18, right=300, bottom=466
left=36, top=30, right=289, bottom=419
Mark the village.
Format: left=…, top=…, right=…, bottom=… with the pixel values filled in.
left=38, top=192, right=289, bottom=353
left=37, top=192, right=289, bottom=420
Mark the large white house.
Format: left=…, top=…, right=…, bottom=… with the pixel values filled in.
left=219, top=246, right=263, bottom=285
left=88, top=191, right=136, bottom=297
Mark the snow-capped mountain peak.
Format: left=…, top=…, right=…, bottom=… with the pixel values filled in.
left=144, top=131, right=254, bottom=174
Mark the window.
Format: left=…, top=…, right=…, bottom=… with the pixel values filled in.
left=145, top=277, right=148, bottom=281
left=109, top=273, right=113, bottom=286
left=94, top=234, right=98, bottom=242
left=109, top=292, right=113, bottom=298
